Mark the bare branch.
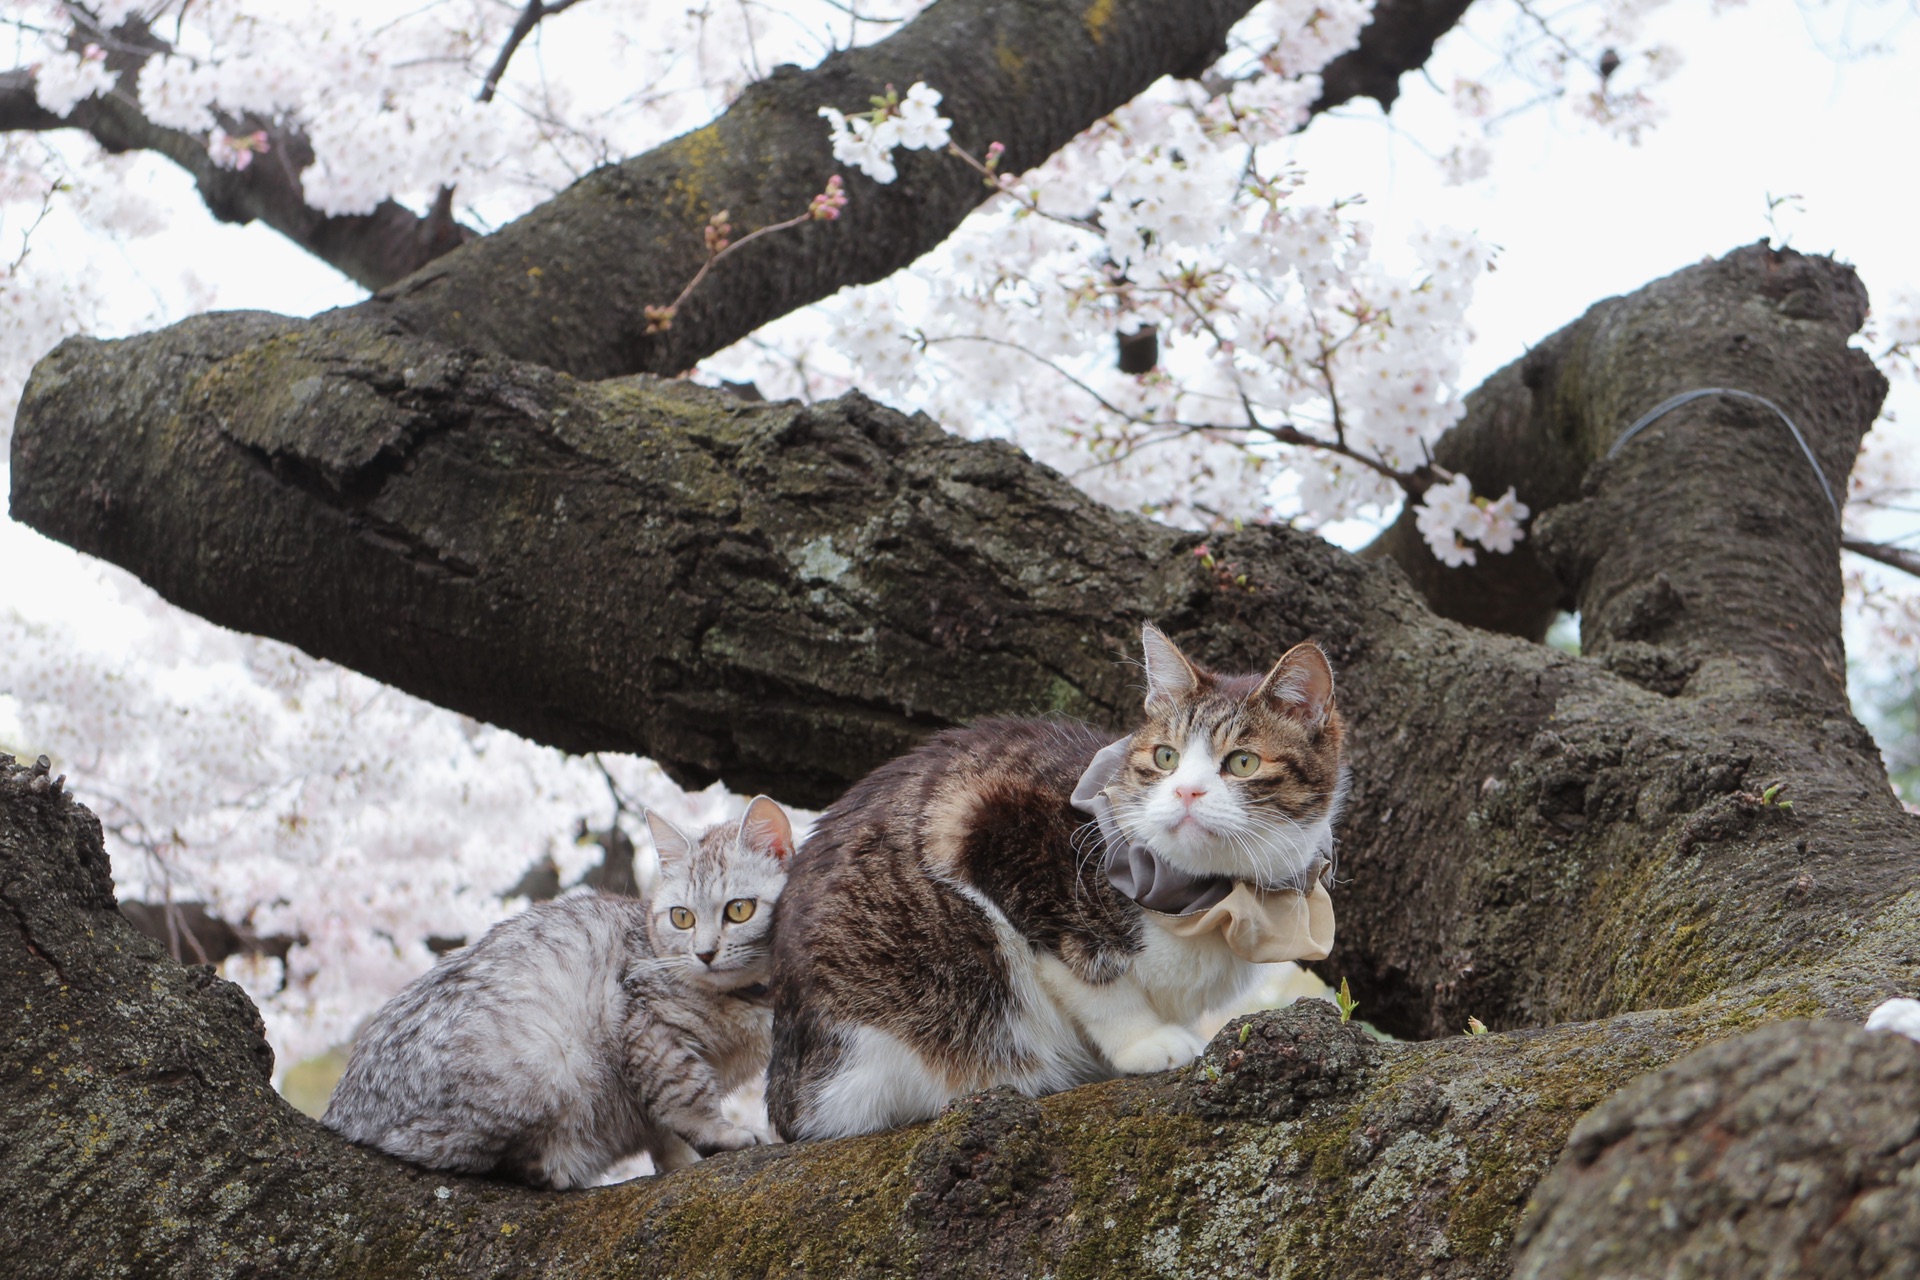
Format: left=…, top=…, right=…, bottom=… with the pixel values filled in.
left=921, top=331, right=1430, bottom=493
left=478, top=0, right=593, bottom=104
left=1844, top=536, right=1920, bottom=579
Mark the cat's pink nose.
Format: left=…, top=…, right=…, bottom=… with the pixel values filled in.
left=1174, top=783, right=1208, bottom=805
left=697, top=950, right=717, bottom=966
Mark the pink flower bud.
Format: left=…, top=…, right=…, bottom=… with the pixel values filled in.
left=809, top=174, right=849, bottom=220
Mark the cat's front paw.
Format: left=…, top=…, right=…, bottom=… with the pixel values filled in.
left=690, top=1122, right=769, bottom=1156
left=1108, top=1024, right=1207, bottom=1075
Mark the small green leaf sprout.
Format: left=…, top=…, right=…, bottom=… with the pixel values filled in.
left=1335, top=977, right=1359, bottom=1023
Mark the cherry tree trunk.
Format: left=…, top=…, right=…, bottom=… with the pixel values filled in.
left=8, top=233, right=1919, bottom=1276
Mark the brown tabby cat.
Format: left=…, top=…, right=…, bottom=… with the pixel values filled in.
left=767, top=625, right=1345, bottom=1141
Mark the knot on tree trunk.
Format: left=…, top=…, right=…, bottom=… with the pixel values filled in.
left=905, top=1087, right=1056, bottom=1239
left=1186, top=999, right=1382, bottom=1121
left=1516, top=1020, right=1920, bottom=1279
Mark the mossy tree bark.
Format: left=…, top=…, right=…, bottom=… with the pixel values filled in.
left=7, top=0, right=1919, bottom=1268
left=11, top=235, right=1917, bottom=1274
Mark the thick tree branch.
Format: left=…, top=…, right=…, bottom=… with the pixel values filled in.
left=4, top=744, right=1916, bottom=1277
left=11, top=245, right=1905, bottom=1051
left=0, top=68, right=63, bottom=132
left=368, top=0, right=1490, bottom=377
left=1516, top=1020, right=1920, bottom=1277
left=1365, top=240, right=1880, bottom=645
left=360, top=0, right=1274, bottom=377
left=1314, top=0, right=1479, bottom=110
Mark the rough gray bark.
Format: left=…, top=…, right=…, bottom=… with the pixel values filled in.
left=5, top=750, right=1913, bottom=1279
left=1515, top=1021, right=1920, bottom=1279
left=10, top=238, right=1919, bottom=1276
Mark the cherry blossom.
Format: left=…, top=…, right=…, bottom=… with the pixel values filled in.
left=29, top=44, right=113, bottom=116
left=1414, top=475, right=1484, bottom=567
left=820, top=81, right=952, bottom=184
left=208, top=129, right=271, bottom=172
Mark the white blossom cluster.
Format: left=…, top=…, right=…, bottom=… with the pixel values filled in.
left=1866, top=998, right=1920, bottom=1042
left=820, top=83, right=952, bottom=184
left=719, top=0, right=1502, bottom=556
left=1428, top=0, right=1687, bottom=185
left=15, top=0, right=932, bottom=220
left=1414, top=475, right=1530, bottom=568
left=0, top=559, right=754, bottom=1069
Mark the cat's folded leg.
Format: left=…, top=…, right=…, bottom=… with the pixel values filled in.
left=625, top=1010, right=770, bottom=1157
left=651, top=1132, right=702, bottom=1173
left=1037, top=955, right=1206, bottom=1075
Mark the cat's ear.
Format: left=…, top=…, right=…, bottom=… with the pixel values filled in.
left=1256, top=642, right=1335, bottom=726
left=1141, top=623, right=1205, bottom=709
left=643, top=810, right=696, bottom=869
left=739, top=795, right=796, bottom=863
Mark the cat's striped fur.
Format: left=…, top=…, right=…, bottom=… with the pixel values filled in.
left=767, top=626, right=1345, bottom=1141
left=323, top=798, right=793, bottom=1188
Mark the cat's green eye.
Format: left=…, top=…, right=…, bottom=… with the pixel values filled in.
left=668, top=906, right=695, bottom=930
left=1225, top=750, right=1260, bottom=778
left=1152, top=745, right=1181, bottom=771
left=724, top=898, right=757, bottom=924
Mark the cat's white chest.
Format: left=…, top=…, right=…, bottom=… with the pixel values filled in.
left=1129, top=923, right=1254, bottom=1025
left=1030, top=923, right=1255, bottom=1080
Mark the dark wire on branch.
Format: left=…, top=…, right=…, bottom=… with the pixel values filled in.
left=1609, top=387, right=1840, bottom=520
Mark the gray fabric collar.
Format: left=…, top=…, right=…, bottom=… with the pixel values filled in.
left=1070, top=737, right=1237, bottom=916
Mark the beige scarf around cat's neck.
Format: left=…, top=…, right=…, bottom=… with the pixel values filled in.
left=1070, top=738, right=1336, bottom=965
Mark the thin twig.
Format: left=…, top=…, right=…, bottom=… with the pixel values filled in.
left=922, top=332, right=1428, bottom=492
left=1509, top=0, right=1588, bottom=66
left=5, top=179, right=58, bottom=274
left=944, top=141, right=1103, bottom=233
left=650, top=200, right=835, bottom=329
left=478, top=0, right=591, bottom=104
left=591, top=752, right=641, bottom=819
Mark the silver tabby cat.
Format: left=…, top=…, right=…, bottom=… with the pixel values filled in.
left=323, top=797, right=794, bottom=1188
